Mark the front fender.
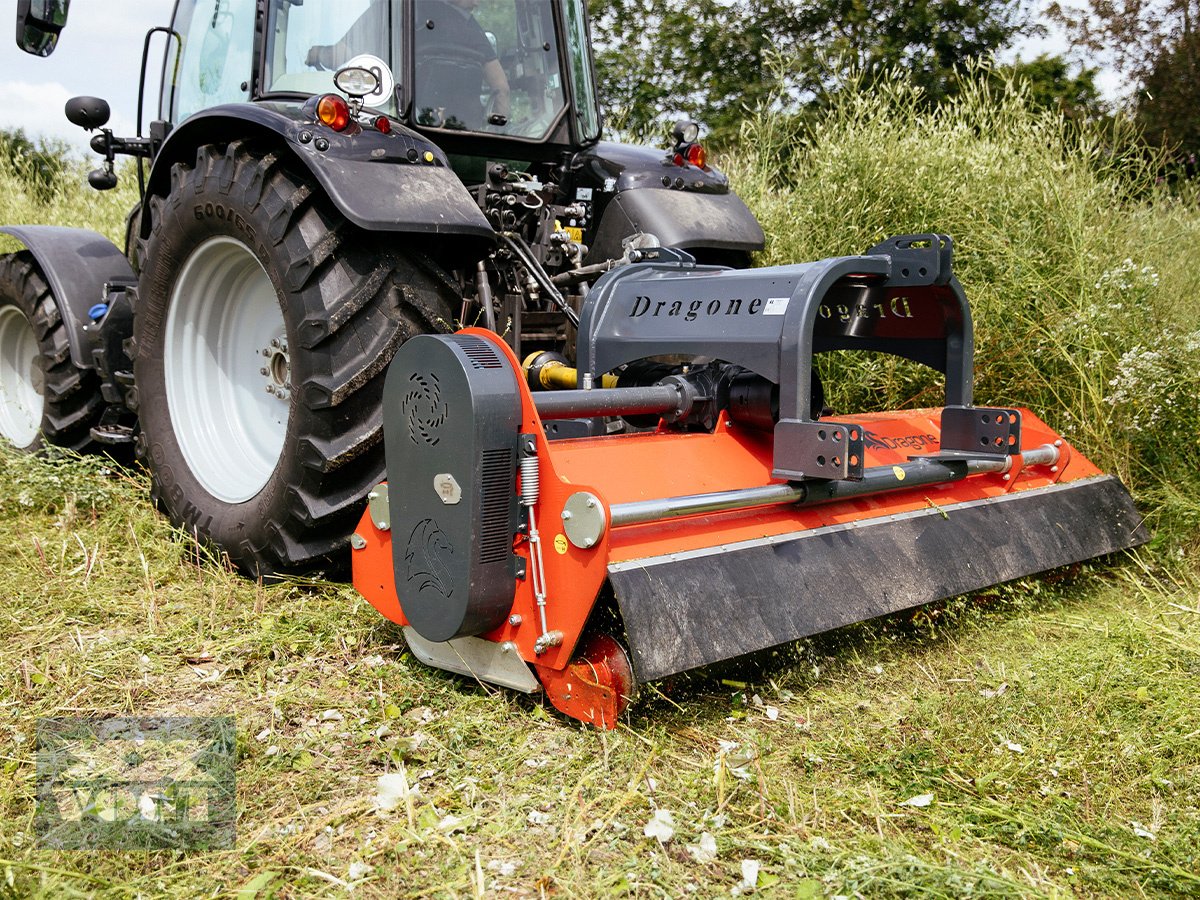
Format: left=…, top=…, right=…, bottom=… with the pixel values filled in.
left=145, top=103, right=494, bottom=244
left=0, top=225, right=135, bottom=369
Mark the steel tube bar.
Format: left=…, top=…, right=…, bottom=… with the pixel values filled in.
left=609, top=444, right=1060, bottom=528
left=533, top=384, right=683, bottom=419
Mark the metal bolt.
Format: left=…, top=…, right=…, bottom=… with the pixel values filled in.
left=561, top=510, right=572, bottom=520
left=262, top=349, right=271, bottom=357
left=584, top=538, right=595, bottom=548
left=265, top=385, right=275, bottom=394
left=586, top=499, right=596, bottom=509
left=1003, top=474, right=1011, bottom=481
left=509, top=615, right=522, bottom=626
left=1051, top=465, right=1059, bottom=473
left=260, top=367, right=269, bottom=376
left=1054, top=440, right=1063, bottom=447
left=271, top=339, right=280, bottom=349
left=501, top=642, right=517, bottom=654
left=350, top=533, right=367, bottom=550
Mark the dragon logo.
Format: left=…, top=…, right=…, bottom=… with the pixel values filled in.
left=405, top=519, right=455, bottom=600
left=401, top=372, right=449, bottom=446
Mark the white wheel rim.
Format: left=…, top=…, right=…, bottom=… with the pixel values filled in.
left=0, top=306, right=44, bottom=448
left=163, top=236, right=290, bottom=504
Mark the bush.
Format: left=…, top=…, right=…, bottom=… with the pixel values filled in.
left=725, top=66, right=1200, bottom=554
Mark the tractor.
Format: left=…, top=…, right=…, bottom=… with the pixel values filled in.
left=4, top=0, right=763, bottom=574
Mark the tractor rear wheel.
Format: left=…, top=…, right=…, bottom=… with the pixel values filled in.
left=0, top=252, right=102, bottom=451
left=130, top=141, right=455, bottom=575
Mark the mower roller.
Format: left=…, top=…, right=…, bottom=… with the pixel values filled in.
left=352, top=235, right=1148, bottom=727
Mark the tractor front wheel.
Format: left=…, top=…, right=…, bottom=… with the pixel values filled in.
left=131, top=141, right=454, bottom=575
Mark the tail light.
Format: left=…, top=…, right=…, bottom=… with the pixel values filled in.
left=316, top=94, right=351, bottom=132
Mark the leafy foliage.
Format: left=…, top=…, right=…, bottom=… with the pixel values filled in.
left=587, top=0, right=1032, bottom=142
left=991, top=53, right=1107, bottom=121
left=1048, top=0, right=1199, bottom=156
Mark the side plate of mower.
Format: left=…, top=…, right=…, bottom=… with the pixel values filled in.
left=352, top=235, right=1148, bottom=728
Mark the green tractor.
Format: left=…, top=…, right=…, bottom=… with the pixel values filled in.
left=2, top=0, right=763, bottom=574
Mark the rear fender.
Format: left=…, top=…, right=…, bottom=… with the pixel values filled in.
left=143, top=104, right=494, bottom=247
left=0, top=226, right=135, bottom=370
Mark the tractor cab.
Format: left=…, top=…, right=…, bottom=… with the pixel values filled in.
left=167, top=0, right=601, bottom=160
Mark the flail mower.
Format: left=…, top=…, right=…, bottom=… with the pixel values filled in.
left=352, top=235, right=1148, bottom=728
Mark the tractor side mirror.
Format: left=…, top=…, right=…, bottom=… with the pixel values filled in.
left=65, top=96, right=110, bottom=131
left=15, top=0, right=70, bottom=58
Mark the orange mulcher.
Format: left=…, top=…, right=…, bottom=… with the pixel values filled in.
left=351, top=235, right=1147, bottom=728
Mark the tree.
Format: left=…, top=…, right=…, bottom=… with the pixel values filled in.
left=588, top=0, right=1033, bottom=143
left=1047, top=0, right=1199, bottom=154
left=1137, top=31, right=1200, bottom=153
left=993, top=54, right=1106, bottom=121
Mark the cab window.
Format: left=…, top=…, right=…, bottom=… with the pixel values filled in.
left=413, top=0, right=566, bottom=140
left=264, top=0, right=399, bottom=114
left=169, top=0, right=257, bottom=122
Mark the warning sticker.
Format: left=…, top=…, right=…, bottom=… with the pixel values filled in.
left=554, top=534, right=569, bottom=555
left=763, top=297, right=790, bottom=316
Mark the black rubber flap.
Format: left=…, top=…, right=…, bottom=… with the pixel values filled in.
left=609, top=476, right=1148, bottom=682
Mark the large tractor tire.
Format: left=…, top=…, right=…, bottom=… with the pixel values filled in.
left=130, top=141, right=456, bottom=575
left=0, top=252, right=101, bottom=451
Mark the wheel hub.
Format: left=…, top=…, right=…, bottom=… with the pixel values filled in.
left=261, top=339, right=291, bottom=400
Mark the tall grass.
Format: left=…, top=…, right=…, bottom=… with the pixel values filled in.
left=0, top=149, right=139, bottom=254
left=727, top=68, right=1200, bottom=558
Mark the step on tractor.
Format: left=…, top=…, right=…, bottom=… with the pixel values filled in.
left=7, top=0, right=1147, bottom=726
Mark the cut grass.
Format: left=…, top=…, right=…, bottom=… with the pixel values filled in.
left=0, top=448, right=1197, bottom=897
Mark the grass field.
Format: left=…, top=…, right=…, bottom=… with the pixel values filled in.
left=1, top=75, right=1199, bottom=897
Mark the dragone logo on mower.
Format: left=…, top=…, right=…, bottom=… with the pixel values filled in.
left=862, top=429, right=938, bottom=452
left=628, top=295, right=770, bottom=321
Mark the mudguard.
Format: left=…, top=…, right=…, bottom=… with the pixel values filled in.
left=0, top=225, right=135, bottom=369
left=144, top=104, right=494, bottom=244
left=589, top=188, right=765, bottom=262
left=576, top=141, right=765, bottom=262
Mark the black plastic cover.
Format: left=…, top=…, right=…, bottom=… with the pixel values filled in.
left=383, top=334, right=522, bottom=642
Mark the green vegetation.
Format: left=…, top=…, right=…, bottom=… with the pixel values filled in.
left=0, top=130, right=138, bottom=255
left=2, top=74, right=1199, bottom=896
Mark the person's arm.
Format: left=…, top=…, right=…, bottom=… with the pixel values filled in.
left=306, top=4, right=382, bottom=69
left=482, top=59, right=511, bottom=117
